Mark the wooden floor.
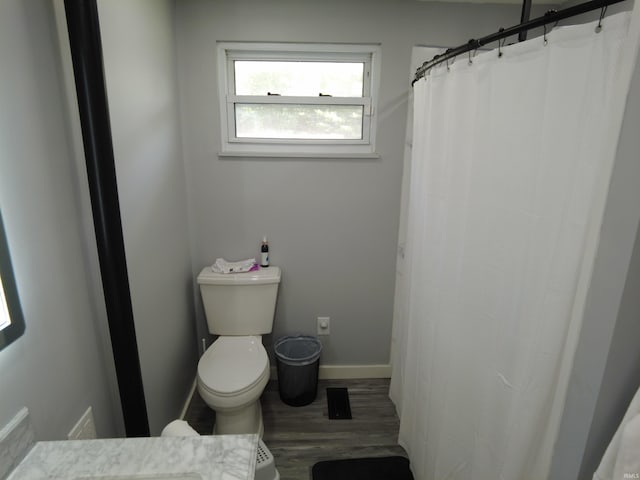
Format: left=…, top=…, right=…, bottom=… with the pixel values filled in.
left=184, top=378, right=407, bottom=480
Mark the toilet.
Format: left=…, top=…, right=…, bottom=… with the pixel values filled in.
left=196, top=265, right=281, bottom=436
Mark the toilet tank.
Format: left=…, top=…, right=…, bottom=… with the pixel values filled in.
left=197, top=266, right=281, bottom=335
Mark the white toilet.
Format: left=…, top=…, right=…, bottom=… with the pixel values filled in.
left=196, top=265, right=281, bottom=436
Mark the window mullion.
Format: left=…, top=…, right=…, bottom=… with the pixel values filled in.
left=230, top=95, right=368, bottom=106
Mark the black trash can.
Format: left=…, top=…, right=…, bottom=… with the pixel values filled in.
left=274, top=335, right=322, bottom=406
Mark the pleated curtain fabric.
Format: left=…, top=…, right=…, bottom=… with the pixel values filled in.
left=390, top=11, right=638, bottom=480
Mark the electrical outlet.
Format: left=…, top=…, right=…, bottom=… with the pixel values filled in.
left=68, top=407, right=97, bottom=440
left=317, top=316, right=330, bottom=335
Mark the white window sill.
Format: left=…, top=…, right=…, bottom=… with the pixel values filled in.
left=218, top=151, right=381, bottom=159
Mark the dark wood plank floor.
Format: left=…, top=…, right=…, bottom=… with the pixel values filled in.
left=184, top=378, right=407, bottom=480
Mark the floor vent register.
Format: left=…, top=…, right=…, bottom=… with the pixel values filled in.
left=327, top=387, right=352, bottom=420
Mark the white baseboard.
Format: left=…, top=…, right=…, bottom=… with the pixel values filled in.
left=270, top=364, right=391, bottom=380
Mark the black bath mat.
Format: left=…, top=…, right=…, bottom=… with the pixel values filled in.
left=312, top=456, right=414, bottom=480
left=327, top=387, right=352, bottom=419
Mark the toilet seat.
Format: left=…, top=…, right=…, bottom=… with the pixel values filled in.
left=198, top=336, right=269, bottom=396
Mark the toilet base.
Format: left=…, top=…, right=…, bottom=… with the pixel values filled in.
left=212, top=399, right=264, bottom=437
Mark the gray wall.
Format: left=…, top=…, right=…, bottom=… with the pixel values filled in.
left=549, top=39, right=640, bottom=480
left=174, top=0, right=525, bottom=364
left=0, top=0, right=120, bottom=440
left=98, top=0, right=198, bottom=435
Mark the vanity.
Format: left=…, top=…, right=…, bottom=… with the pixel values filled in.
left=6, top=434, right=258, bottom=480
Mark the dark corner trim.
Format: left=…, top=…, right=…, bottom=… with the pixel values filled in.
left=63, top=0, right=150, bottom=437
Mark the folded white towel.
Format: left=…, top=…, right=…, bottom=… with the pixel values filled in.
left=211, top=257, right=257, bottom=274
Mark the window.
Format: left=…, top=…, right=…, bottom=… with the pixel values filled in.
left=217, top=43, right=381, bottom=157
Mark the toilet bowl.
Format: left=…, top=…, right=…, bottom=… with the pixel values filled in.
left=197, top=335, right=270, bottom=436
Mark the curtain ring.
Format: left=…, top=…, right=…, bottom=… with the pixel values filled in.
left=596, top=6, right=608, bottom=33
left=542, top=10, right=558, bottom=46
left=498, top=28, right=505, bottom=58
left=545, top=20, right=560, bottom=45
left=446, top=55, right=457, bottom=72
left=466, top=39, right=476, bottom=65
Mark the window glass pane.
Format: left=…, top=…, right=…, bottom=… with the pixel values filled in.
left=234, top=61, right=364, bottom=97
left=0, top=210, right=25, bottom=350
left=0, top=276, right=10, bottom=331
left=235, top=104, right=363, bottom=139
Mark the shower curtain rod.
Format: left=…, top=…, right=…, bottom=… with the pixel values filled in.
left=412, top=0, right=626, bottom=85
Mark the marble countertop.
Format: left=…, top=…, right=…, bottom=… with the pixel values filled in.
left=6, top=434, right=258, bottom=480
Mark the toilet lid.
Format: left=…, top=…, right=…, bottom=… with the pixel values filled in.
left=198, top=336, right=268, bottom=394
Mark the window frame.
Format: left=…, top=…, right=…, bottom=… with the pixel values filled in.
left=217, top=42, right=381, bottom=157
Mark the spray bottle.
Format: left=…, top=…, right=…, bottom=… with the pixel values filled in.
left=260, top=236, right=269, bottom=267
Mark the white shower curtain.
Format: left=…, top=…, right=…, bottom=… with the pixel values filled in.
left=390, top=11, right=640, bottom=480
